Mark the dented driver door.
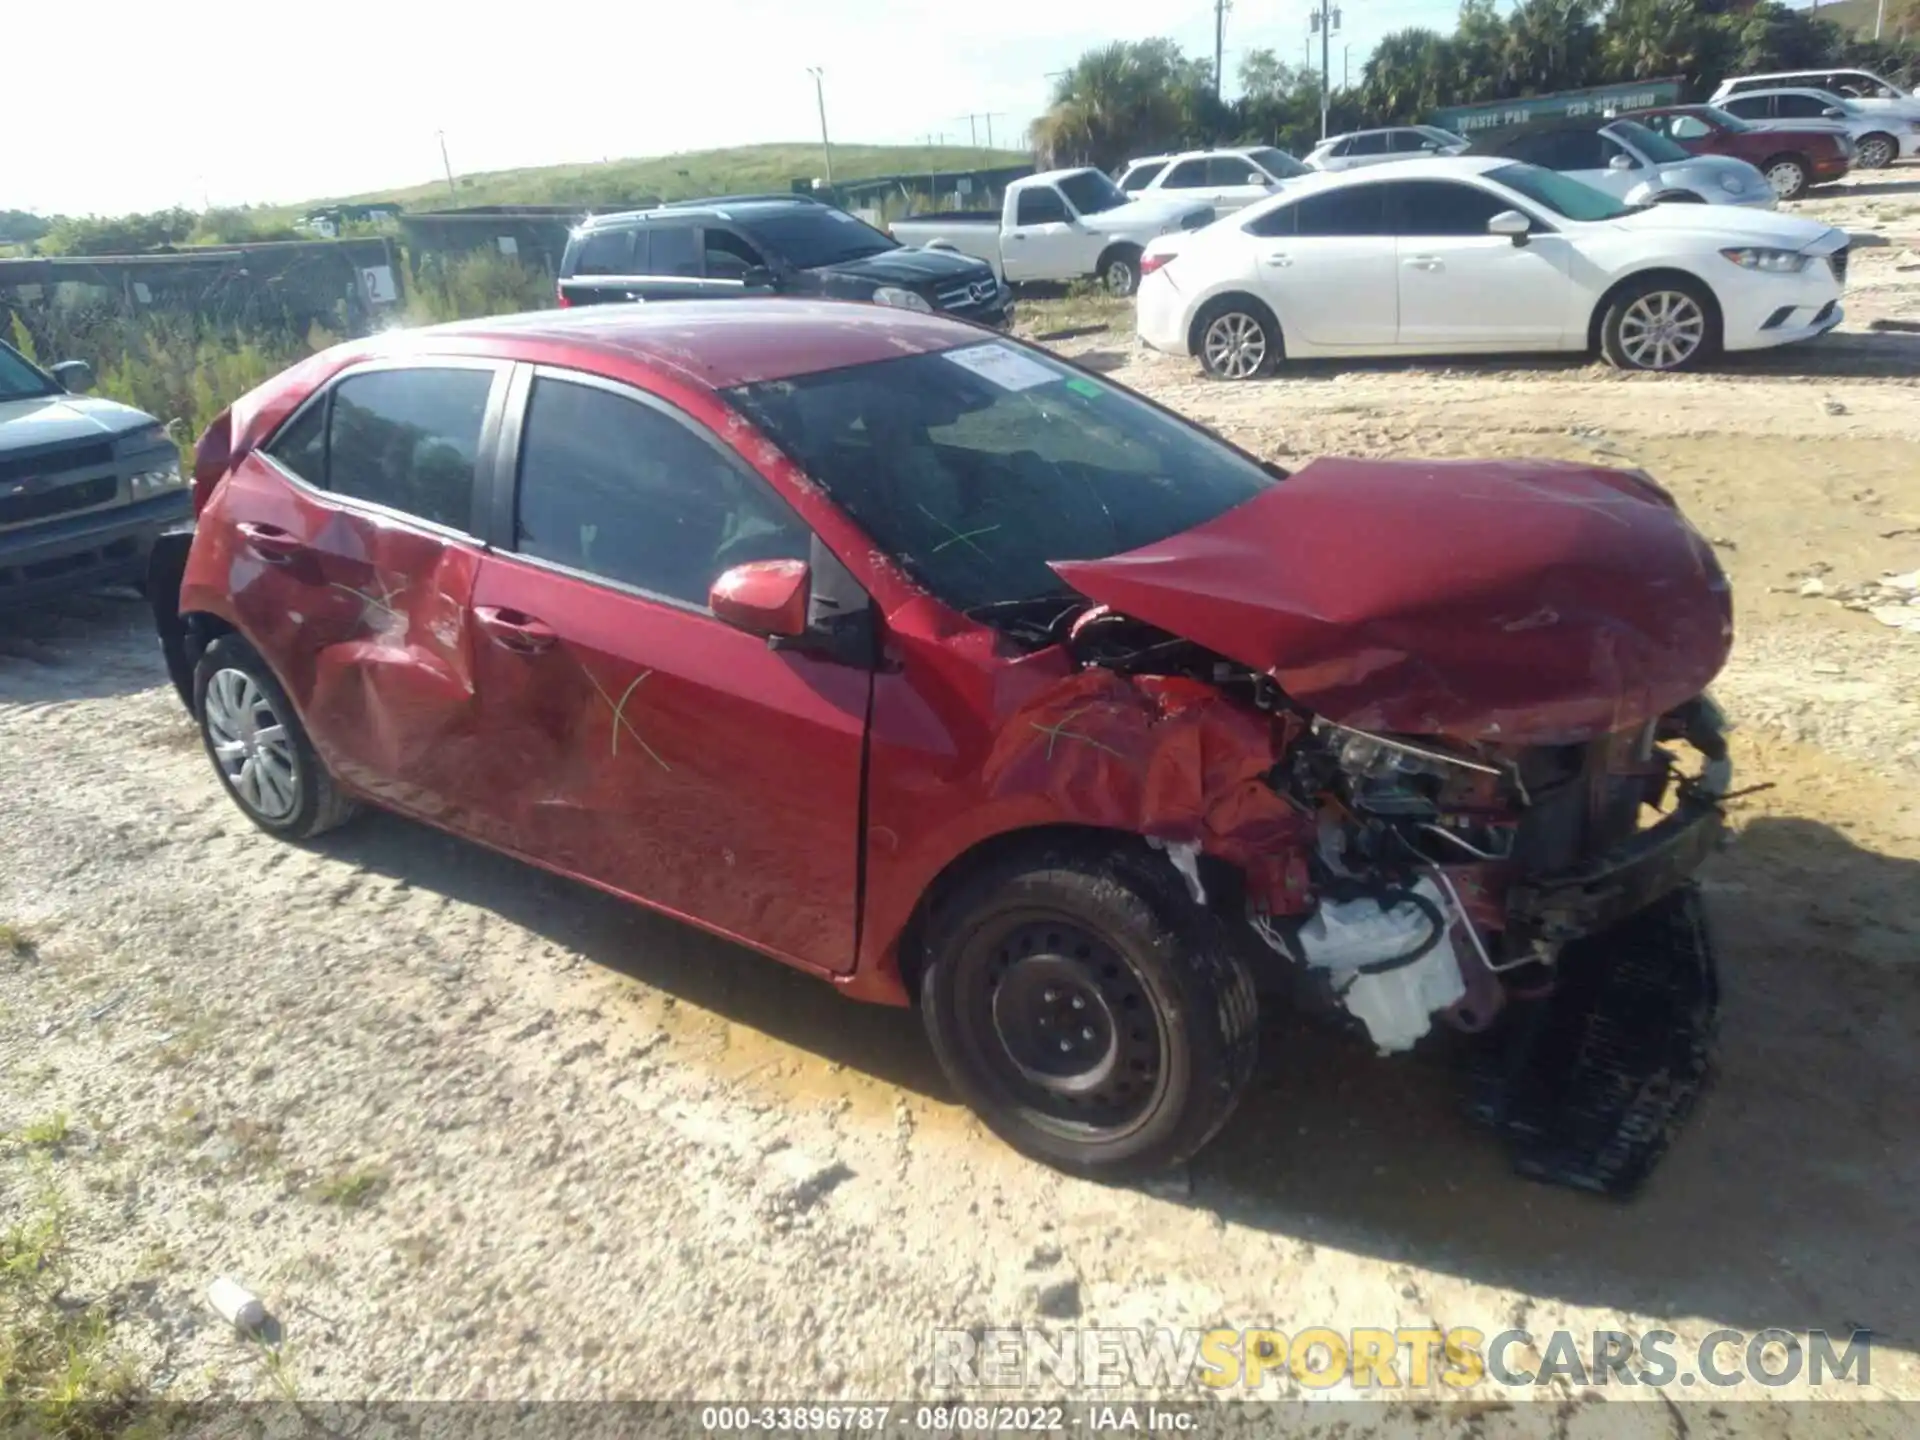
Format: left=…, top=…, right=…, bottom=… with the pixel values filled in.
left=462, top=367, right=870, bottom=975
left=219, top=358, right=510, bottom=828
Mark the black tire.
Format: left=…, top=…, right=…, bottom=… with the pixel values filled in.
left=918, top=841, right=1258, bottom=1177
left=1760, top=153, right=1810, bottom=201
left=1857, top=133, right=1897, bottom=171
left=1099, top=246, right=1143, bottom=297
left=1598, top=275, right=1721, bottom=373
left=1191, top=295, right=1280, bottom=381
left=194, top=634, right=357, bottom=839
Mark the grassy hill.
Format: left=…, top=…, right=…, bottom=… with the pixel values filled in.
left=317, top=142, right=1031, bottom=213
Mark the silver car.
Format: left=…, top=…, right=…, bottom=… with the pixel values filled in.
left=1305, top=126, right=1469, bottom=171
left=1474, top=118, right=1777, bottom=208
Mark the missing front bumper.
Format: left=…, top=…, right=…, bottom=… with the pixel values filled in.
left=1467, top=882, right=1718, bottom=1197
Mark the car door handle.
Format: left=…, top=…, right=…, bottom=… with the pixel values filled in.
left=235, top=521, right=303, bottom=563
left=474, top=606, right=558, bottom=654
left=1262, top=253, right=1292, bottom=267
left=1403, top=256, right=1444, bottom=270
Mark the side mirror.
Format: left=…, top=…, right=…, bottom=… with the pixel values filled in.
left=1608, top=154, right=1634, bottom=171
left=1823, top=107, right=1845, bottom=118
left=710, top=558, right=810, bottom=640
left=1247, top=172, right=1271, bottom=187
left=741, top=265, right=777, bottom=289
left=50, top=360, right=94, bottom=393
left=1488, top=209, right=1532, bottom=245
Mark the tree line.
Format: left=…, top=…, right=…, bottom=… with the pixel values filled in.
left=1030, top=0, right=1920, bottom=169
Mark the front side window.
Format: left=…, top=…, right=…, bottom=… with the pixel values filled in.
left=1015, top=187, right=1070, bottom=225
left=515, top=377, right=810, bottom=607
left=703, top=229, right=765, bottom=280
left=1119, top=161, right=1167, bottom=193
left=1294, top=185, right=1390, bottom=236
left=1777, top=92, right=1833, bottom=118
left=1720, top=95, right=1767, bottom=120
left=1349, top=132, right=1391, bottom=156
left=302, top=367, right=493, bottom=531
left=0, top=341, right=58, bottom=401
left=1162, top=159, right=1211, bottom=189
left=726, top=344, right=1272, bottom=614
left=735, top=209, right=896, bottom=269
left=1387, top=130, right=1430, bottom=153
left=1386, top=180, right=1510, bottom=235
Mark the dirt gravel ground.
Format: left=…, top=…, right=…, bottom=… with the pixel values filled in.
left=3, top=172, right=1918, bottom=1429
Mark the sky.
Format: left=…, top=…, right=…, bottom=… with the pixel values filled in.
left=7, top=0, right=1473, bottom=218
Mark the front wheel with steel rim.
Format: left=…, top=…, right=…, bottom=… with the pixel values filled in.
left=1763, top=156, right=1808, bottom=201
left=194, top=634, right=357, bottom=839
left=917, top=843, right=1258, bottom=1177
left=1194, top=297, right=1280, bottom=381
left=1857, top=134, right=1896, bottom=170
left=1599, top=279, right=1719, bottom=373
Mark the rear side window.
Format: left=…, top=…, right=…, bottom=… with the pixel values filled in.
left=1349, top=133, right=1391, bottom=156
left=703, top=229, right=765, bottom=279
left=571, top=228, right=634, bottom=276
left=514, top=377, right=811, bottom=607
left=1206, top=156, right=1262, bottom=184
left=1721, top=95, right=1767, bottom=120
left=643, top=225, right=702, bottom=277
left=325, top=368, right=494, bottom=531
left=1776, top=93, right=1831, bottom=118
left=1120, top=161, right=1166, bottom=192
left=1294, top=185, right=1390, bottom=236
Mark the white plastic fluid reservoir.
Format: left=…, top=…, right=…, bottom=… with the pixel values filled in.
left=1295, top=876, right=1466, bottom=1054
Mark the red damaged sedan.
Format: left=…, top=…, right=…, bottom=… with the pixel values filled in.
left=149, top=301, right=1733, bottom=1193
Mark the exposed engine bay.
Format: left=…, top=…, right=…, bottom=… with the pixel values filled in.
left=984, top=594, right=1731, bottom=1195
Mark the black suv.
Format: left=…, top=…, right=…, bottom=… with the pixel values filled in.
left=557, top=195, right=1013, bottom=328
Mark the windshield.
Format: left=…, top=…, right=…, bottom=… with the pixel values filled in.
left=1698, top=105, right=1752, bottom=132
left=1058, top=170, right=1131, bottom=216
left=0, top=342, right=58, bottom=402
left=1608, top=119, right=1690, bottom=164
left=726, top=344, right=1273, bottom=613
left=746, top=208, right=898, bottom=270
left=1247, top=147, right=1310, bottom=179
left=1487, top=162, right=1635, bottom=221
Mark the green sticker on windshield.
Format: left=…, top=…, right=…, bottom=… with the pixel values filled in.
left=1065, top=377, right=1102, bottom=398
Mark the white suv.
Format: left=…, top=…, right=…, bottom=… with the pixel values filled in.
left=1115, top=146, right=1311, bottom=214
left=1305, top=126, right=1470, bottom=171
left=1713, top=68, right=1920, bottom=124
left=1715, top=86, right=1920, bottom=171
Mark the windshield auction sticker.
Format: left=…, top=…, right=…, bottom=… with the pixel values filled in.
left=943, top=343, right=1058, bottom=392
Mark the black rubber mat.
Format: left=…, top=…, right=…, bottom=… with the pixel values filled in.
left=1466, top=884, right=1718, bottom=1197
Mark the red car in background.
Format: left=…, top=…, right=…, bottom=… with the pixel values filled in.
left=147, top=301, right=1734, bottom=1194
left=1628, top=104, right=1851, bottom=200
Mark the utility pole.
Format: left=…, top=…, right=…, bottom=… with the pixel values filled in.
left=436, top=131, right=457, bottom=202
left=1214, top=0, right=1231, bottom=96
left=806, top=67, right=835, bottom=189
left=1874, top=0, right=1884, bottom=38
left=1309, top=0, right=1342, bottom=139
left=1344, top=42, right=1351, bottom=90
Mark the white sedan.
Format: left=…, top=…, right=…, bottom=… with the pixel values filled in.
left=1136, top=156, right=1848, bottom=378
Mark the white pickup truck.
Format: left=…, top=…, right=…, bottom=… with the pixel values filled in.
left=888, top=168, right=1215, bottom=296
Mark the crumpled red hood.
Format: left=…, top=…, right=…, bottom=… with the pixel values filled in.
left=1052, top=457, right=1732, bottom=745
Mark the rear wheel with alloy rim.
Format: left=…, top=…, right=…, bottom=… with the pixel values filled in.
left=194, top=634, right=357, bottom=839
left=1857, top=134, right=1896, bottom=170
left=917, top=843, right=1258, bottom=1177
left=1194, top=297, right=1279, bottom=381
left=1600, top=279, right=1719, bottom=373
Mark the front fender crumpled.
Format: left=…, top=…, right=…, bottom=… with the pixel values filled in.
left=982, top=668, right=1316, bottom=914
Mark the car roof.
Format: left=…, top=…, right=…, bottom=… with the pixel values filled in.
left=1242, top=154, right=1514, bottom=200
left=1726, top=68, right=1872, bottom=81
left=1717, top=85, right=1849, bottom=101
left=581, top=197, right=821, bottom=230
left=353, top=299, right=979, bottom=392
